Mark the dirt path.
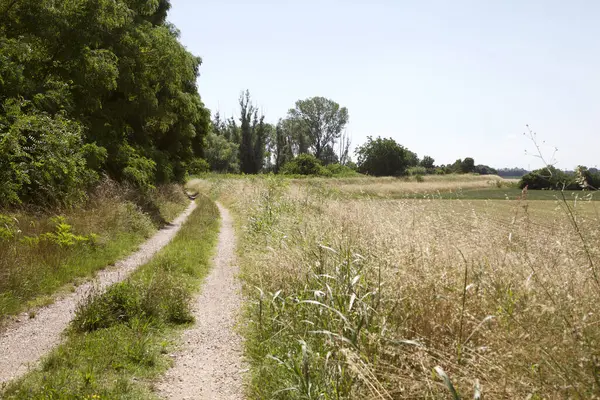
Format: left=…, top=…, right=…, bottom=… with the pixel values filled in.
left=0, top=201, right=197, bottom=386
left=157, top=202, right=244, bottom=400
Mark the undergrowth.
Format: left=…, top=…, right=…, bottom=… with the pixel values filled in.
left=0, top=180, right=189, bottom=321
left=1, top=195, right=220, bottom=399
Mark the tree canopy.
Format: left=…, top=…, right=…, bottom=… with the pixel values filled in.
left=0, top=0, right=209, bottom=207
left=287, top=97, right=349, bottom=164
left=355, top=136, right=411, bottom=176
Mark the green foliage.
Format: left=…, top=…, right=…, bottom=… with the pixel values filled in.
left=72, top=276, right=193, bottom=333
left=474, top=164, right=498, bottom=175
left=576, top=166, right=600, bottom=189
left=0, top=100, right=99, bottom=207
left=519, top=166, right=580, bottom=190
left=287, top=97, right=349, bottom=163
left=421, top=155, right=435, bottom=169
left=461, top=157, right=475, bottom=173
left=31, top=216, right=98, bottom=248
left=187, top=158, right=210, bottom=175
left=0, top=0, right=209, bottom=207
left=355, top=136, right=411, bottom=176
left=407, top=166, right=427, bottom=176
left=238, top=91, right=268, bottom=174
left=325, top=163, right=360, bottom=177
left=0, top=214, right=19, bottom=241
left=281, top=154, right=329, bottom=176
left=117, top=145, right=157, bottom=192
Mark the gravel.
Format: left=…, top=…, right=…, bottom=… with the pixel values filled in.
left=0, top=201, right=197, bottom=386
left=156, top=202, right=244, bottom=400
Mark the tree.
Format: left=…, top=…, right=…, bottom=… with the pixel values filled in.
left=271, top=119, right=294, bottom=173
left=461, top=158, right=475, bottom=173
left=204, top=131, right=239, bottom=173
left=474, top=164, right=497, bottom=175
left=237, top=91, right=268, bottom=174
left=287, top=97, right=349, bottom=163
left=355, top=136, right=410, bottom=176
left=0, top=0, right=210, bottom=206
left=420, top=155, right=435, bottom=170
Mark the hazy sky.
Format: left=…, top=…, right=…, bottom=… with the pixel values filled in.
left=168, top=0, right=599, bottom=169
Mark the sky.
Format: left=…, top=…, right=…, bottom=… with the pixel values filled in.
left=168, top=0, right=599, bottom=170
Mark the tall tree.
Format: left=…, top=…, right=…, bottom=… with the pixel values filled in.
left=237, top=91, right=266, bottom=174
left=355, top=136, right=410, bottom=176
left=287, top=97, right=349, bottom=163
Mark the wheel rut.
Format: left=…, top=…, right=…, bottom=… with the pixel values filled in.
left=157, top=202, right=243, bottom=400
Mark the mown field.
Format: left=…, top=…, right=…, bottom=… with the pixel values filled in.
left=191, top=174, right=600, bottom=399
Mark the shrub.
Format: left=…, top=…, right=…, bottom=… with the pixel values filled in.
left=281, top=154, right=329, bottom=176
left=325, top=163, right=360, bottom=177
left=187, top=158, right=210, bottom=175
left=407, top=166, right=427, bottom=176
left=519, top=166, right=579, bottom=190
left=0, top=100, right=97, bottom=207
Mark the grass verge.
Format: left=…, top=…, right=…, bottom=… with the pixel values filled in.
left=0, top=182, right=189, bottom=320
left=0, top=195, right=219, bottom=399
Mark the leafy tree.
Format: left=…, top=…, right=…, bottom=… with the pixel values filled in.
left=237, top=91, right=268, bottom=174
left=204, top=131, right=239, bottom=173
left=0, top=0, right=209, bottom=206
left=355, top=136, right=410, bottom=176
left=0, top=100, right=99, bottom=207
left=270, top=119, right=294, bottom=173
left=420, top=155, right=435, bottom=170
left=405, top=150, right=420, bottom=167
left=474, top=164, right=497, bottom=175
left=287, top=97, right=349, bottom=162
left=461, top=157, right=475, bottom=173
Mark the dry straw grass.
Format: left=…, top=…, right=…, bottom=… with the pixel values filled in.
left=197, top=176, right=600, bottom=399
left=297, top=174, right=514, bottom=198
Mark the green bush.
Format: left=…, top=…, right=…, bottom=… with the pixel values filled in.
left=0, top=101, right=98, bottom=207
left=519, top=166, right=579, bottom=190
left=325, top=163, right=360, bottom=177
left=187, top=158, right=210, bottom=175
left=407, top=166, right=427, bottom=176
left=281, top=154, right=329, bottom=176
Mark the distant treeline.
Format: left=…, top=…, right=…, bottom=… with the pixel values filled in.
left=496, top=168, right=530, bottom=178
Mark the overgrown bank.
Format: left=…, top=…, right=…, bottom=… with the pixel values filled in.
left=0, top=181, right=189, bottom=320
left=1, top=195, right=220, bottom=399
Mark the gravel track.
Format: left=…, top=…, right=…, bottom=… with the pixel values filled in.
left=0, top=201, right=197, bottom=386
left=157, top=202, right=244, bottom=400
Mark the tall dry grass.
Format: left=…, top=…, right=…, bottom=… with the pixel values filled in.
left=202, top=176, right=600, bottom=399
left=294, top=174, right=515, bottom=199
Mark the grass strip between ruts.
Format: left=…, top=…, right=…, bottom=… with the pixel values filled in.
left=1, top=195, right=220, bottom=400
